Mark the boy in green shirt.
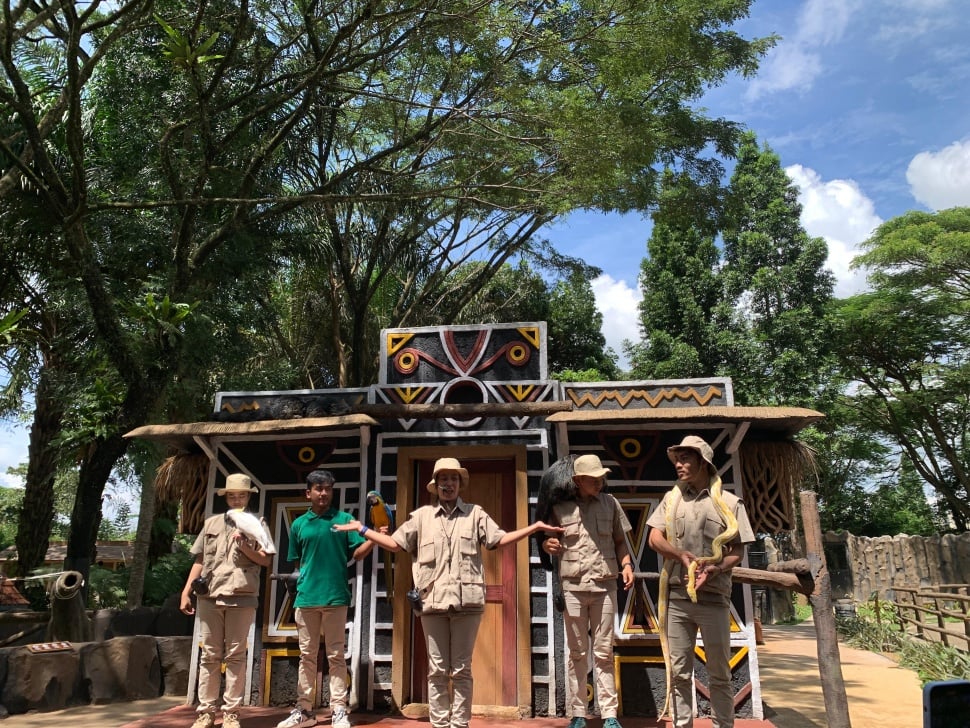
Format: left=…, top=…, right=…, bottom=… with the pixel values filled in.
left=276, top=470, right=374, bottom=728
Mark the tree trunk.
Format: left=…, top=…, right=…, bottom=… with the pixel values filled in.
left=64, top=433, right=131, bottom=585
left=125, top=452, right=159, bottom=608
left=800, top=489, right=852, bottom=728
left=16, top=364, right=65, bottom=577
left=64, top=371, right=169, bottom=587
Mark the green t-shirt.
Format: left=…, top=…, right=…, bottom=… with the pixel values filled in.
left=288, top=507, right=365, bottom=607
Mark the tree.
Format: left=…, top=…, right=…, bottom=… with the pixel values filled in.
left=547, top=271, right=619, bottom=379
left=719, top=132, right=835, bottom=406
left=629, top=171, right=723, bottom=379
left=834, top=208, right=970, bottom=530
left=1, top=1, right=773, bottom=585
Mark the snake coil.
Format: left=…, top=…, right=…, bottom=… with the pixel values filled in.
left=656, top=473, right=738, bottom=718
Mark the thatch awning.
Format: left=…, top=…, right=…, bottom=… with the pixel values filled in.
left=546, top=405, right=822, bottom=436
left=124, top=414, right=379, bottom=450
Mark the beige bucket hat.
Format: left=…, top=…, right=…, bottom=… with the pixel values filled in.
left=572, top=454, right=611, bottom=480
left=667, top=435, right=717, bottom=473
left=216, top=473, right=258, bottom=495
left=426, top=457, right=470, bottom=493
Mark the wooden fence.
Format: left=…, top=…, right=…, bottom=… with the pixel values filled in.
left=891, top=584, right=970, bottom=652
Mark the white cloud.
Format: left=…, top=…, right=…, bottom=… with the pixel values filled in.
left=786, top=164, right=883, bottom=297
left=746, top=44, right=823, bottom=100
left=906, top=140, right=970, bottom=210
left=746, top=0, right=858, bottom=100
left=0, top=421, right=29, bottom=488
left=591, top=274, right=641, bottom=370
left=797, top=0, right=858, bottom=45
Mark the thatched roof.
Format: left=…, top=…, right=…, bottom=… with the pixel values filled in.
left=546, top=405, right=822, bottom=436
left=124, top=414, right=380, bottom=450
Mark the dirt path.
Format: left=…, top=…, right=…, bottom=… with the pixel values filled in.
left=758, top=620, right=923, bottom=727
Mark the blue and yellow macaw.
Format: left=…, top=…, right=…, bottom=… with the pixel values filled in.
left=366, top=490, right=395, bottom=598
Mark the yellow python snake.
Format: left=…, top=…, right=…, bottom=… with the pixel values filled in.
left=656, top=472, right=739, bottom=718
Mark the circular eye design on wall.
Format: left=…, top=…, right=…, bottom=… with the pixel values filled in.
left=441, top=377, right=487, bottom=429
left=506, top=343, right=530, bottom=366
left=298, top=446, right=316, bottom=464
left=619, top=437, right=641, bottom=459
left=395, top=349, right=420, bottom=375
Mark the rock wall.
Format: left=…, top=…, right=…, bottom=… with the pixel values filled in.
left=0, top=635, right=190, bottom=716
left=824, top=531, right=970, bottom=601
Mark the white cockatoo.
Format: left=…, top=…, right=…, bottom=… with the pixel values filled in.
left=225, top=509, right=277, bottom=554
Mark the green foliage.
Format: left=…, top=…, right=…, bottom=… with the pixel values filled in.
left=720, top=132, right=836, bottom=407
left=547, top=272, right=619, bottom=379
left=899, top=639, right=970, bottom=685
left=0, top=309, right=27, bottom=344
left=837, top=610, right=905, bottom=653
left=631, top=135, right=836, bottom=407
left=837, top=601, right=970, bottom=683
left=0, top=485, right=23, bottom=549
left=777, top=601, right=812, bottom=625
left=552, top=368, right=607, bottom=383
left=141, top=541, right=195, bottom=607
left=632, top=171, right=723, bottom=379
left=1, top=0, right=775, bottom=581
left=87, top=539, right=194, bottom=609
left=155, top=15, right=223, bottom=69
left=835, top=207, right=970, bottom=530
left=125, top=293, right=199, bottom=349
left=87, top=565, right=130, bottom=609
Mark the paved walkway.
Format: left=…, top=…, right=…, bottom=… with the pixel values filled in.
left=0, top=619, right=924, bottom=727
left=757, top=620, right=923, bottom=727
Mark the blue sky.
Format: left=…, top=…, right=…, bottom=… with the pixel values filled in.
left=3, top=0, right=970, bottom=488
left=549, top=0, right=970, bottom=362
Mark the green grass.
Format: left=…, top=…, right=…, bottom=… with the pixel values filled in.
left=836, top=600, right=970, bottom=685
left=777, top=601, right=813, bottom=625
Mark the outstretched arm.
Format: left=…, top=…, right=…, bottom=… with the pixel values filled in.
left=334, top=519, right=402, bottom=552
left=497, top=521, right=564, bottom=547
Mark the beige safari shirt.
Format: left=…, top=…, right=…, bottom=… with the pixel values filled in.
left=553, top=493, right=632, bottom=593
left=647, top=484, right=755, bottom=602
left=392, top=498, right=506, bottom=613
left=190, top=512, right=270, bottom=608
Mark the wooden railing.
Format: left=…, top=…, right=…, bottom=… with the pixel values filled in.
left=891, top=584, right=970, bottom=652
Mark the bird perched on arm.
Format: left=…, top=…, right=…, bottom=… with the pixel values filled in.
left=225, top=509, right=277, bottom=554
left=366, top=490, right=395, bottom=597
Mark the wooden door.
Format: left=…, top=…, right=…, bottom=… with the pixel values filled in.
left=409, top=457, right=518, bottom=707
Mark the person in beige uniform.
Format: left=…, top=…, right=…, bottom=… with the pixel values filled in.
left=646, top=435, right=755, bottom=728
left=333, top=457, right=561, bottom=728
left=180, top=474, right=273, bottom=728
left=541, top=454, right=634, bottom=728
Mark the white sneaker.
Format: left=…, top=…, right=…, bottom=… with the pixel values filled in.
left=331, top=706, right=351, bottom=728
left=191, top=713, right=215, bottom=728
left=276, top=708, right=316, bottom=728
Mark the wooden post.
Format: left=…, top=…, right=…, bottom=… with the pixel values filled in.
left=800, top=490, right=852, bottom=728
